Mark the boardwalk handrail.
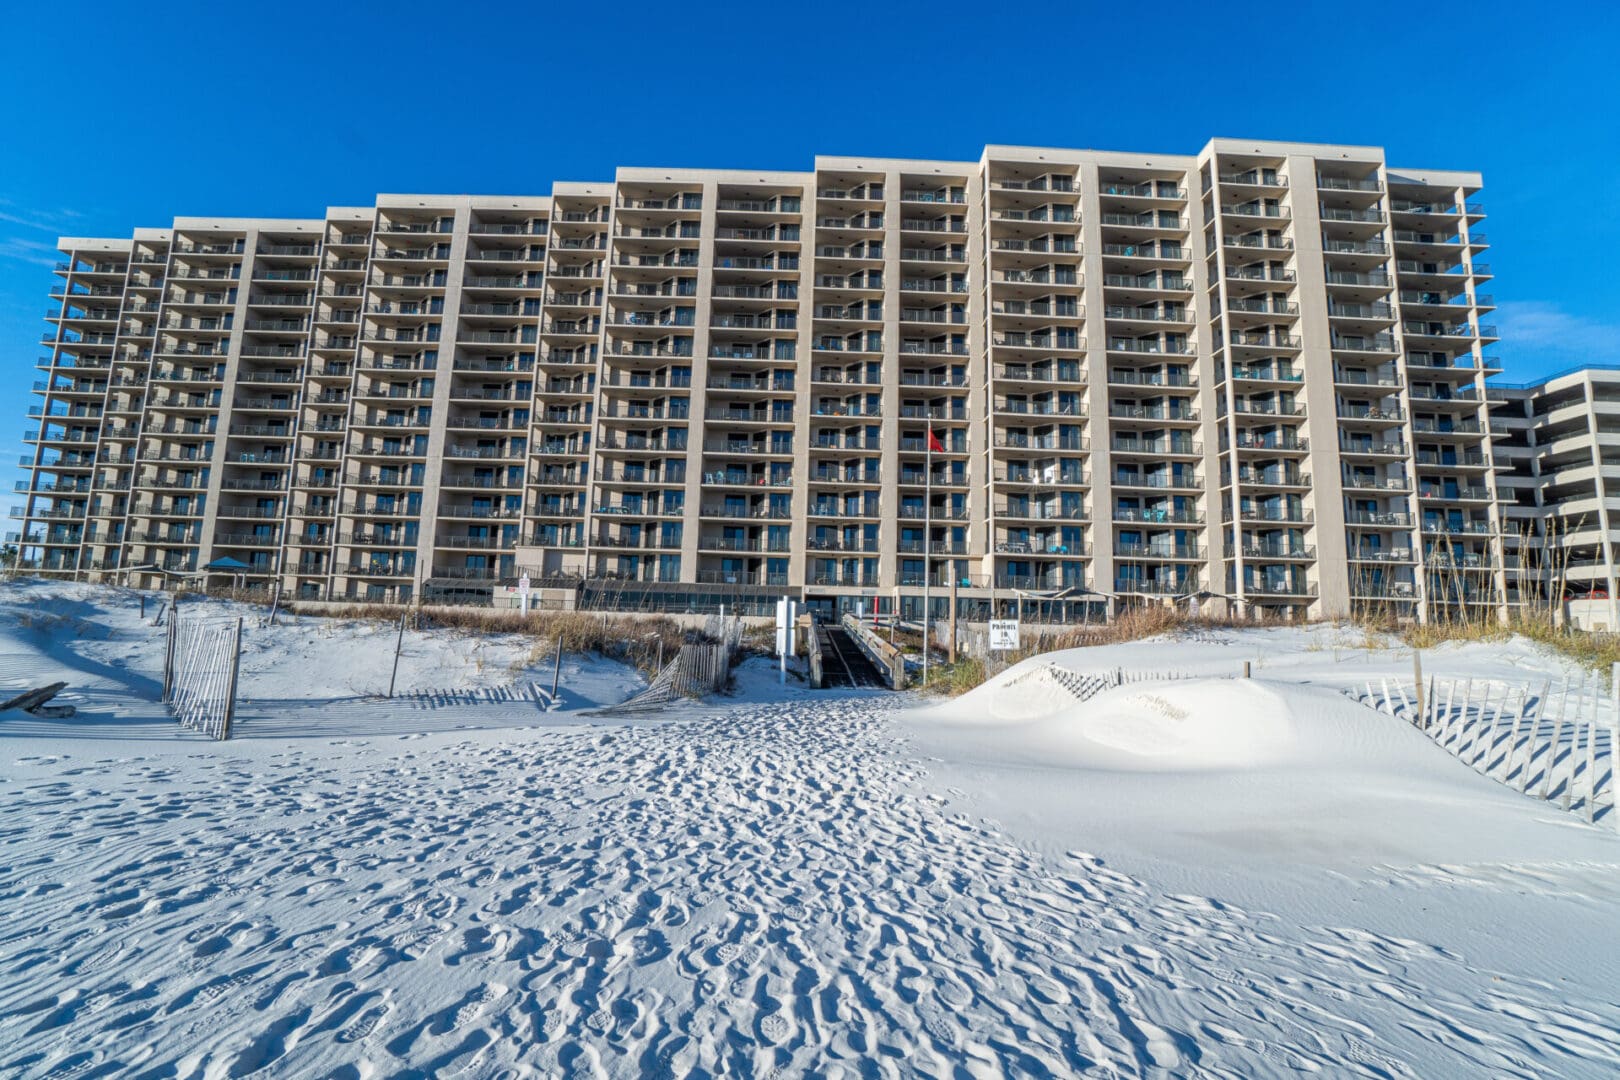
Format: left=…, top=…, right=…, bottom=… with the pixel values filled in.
left=840, top=613, right=906, bottom=690
left=807, top=622, right=827, bottom=688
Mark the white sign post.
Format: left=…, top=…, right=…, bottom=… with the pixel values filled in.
left=518, top=573, right=531, bottom=615
left=988, top=619, right=1021, bottom=652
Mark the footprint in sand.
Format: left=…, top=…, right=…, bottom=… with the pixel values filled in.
left=652, top=1034, right=697, bottom=1077
left=400, top=924, right=448, bottom=959
left=758, top=1012, right=792, bottom=1044
left=337, top=1004, right=389, bottom=1045
left=442, top=1037, right=494, bottom=1077
left=452, top=985, right=501, bottom=1029
left=540, top=1007, right=569, bottom=1041
left=914, top=1001, right=960, bottom=1048
left=75, top=942, right=125, bottom=975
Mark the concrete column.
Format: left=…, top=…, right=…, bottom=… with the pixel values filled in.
left=1291, top=161, right=1352, bottom=620
left=1077, top=163, right=1116, bottom=612
left=198, top=226, right=259, bottom=575
left=414, top=205, right=472, bottom=590
left=677, top=182, right=718, bottom=582
left=877, top=172, right=903, bottom=601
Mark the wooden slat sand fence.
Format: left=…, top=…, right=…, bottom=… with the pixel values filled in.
left=1004, top=664, right=1208, bottom=704
left=601, top=642, right=735, bottom=713
left=1350, top=672, right=1617, bottom=831
left=163, top=614, right=242, bottom=740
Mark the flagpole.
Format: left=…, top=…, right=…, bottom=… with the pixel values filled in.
left=923, top=427, right=931, bottom=687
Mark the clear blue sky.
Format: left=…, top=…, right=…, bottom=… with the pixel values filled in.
left=4, top=0, right=1617, bottom=523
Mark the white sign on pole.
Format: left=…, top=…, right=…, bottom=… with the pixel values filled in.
left=776, top=596, right=796, bottom=684
left=518, top=573, right=531, bottom=615
left=775, top=597, right=791, bottom=656
left=988, top=619, right=1021, bottom=651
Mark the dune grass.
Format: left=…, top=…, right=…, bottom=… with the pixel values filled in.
left=1394, top=613, right=1620, bottom=675
left=270, top=599, right=701, bottom=678
left=918, top=602, right=1620, bottom=697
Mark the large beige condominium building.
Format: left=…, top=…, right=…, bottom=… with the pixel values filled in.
left=16, top=138, right=1502, bottom=622
left=1489, top=366, right=1620, bottom=629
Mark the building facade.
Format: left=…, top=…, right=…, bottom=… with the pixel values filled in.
left=15, top=139, right=1502, bottom=621
left=1490, top=367, right=1620, bottom=629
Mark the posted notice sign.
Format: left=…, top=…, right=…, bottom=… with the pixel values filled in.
left=988, top=619, right=1021, bottom=651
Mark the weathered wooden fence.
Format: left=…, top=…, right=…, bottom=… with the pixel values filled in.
left=705, top=612, right=746, bottom=654
left=1004, top=663, right=1209, bottom=704
left=606, top=643, right=734, bottom=712
left=1351, top=674, right=1618, bottom=830
left=163, top=614, right=242, bottom=740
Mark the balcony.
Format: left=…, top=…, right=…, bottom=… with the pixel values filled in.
left=1230, top=433, right=1308, bottom=452
left=1328, top=302, right=1395, bottom=320
left=1331, top=334, right=1398, bottom=353
left=1111, top=436, right=1197, bottom=456
left=1237, top=469, right=1309, bottom=488
left=1418, top=486, right=1493, bottom=502
left=999, top=469, right=1086, bottom=487
left=995, top=433, right=1087, bottom=452
left=1317, top=176, right=1383, bottom=193
left=1226, top=267, right=1297, bottom=285
left=1323, top=240, right=1388, bottom=257
left=994, top=364, right=1084, bottom=385
left=1349, top=548, right=1414, bottom=563
left=1109, top=404, right=1198, bottom=423
left=804, top=536, right=879, bottom=553
left=1116, top=576, right=1200, bottom=596
left=991, top=177, right=1072, bottom=194
left=1422, top=520, right=1494, bottom=536
left=1229, top=400, right=1306, bottom=419
left=1107, top=370, right=1195, bottom=388
left=1235, top=507, right=1312, bottom=524
left=1219, top=172, right=1287, bottom=188
left=1238, top=580, right=1318, bottom=598
left=1319, top=208, right=1384, bottom=224
left=1221, top=204, right=1290, bottom=220
left=1403, top=322, right=1493, bottom=339
left=1230, top=366, right=1302, bottom=384
left=1100, top=181, right=1186, bottom=200
left=1105, top=339, right=1193, bottom=356
left=994, top=400, right=1084, bottom=418
left=1336, top=406, right=1405, bottom=423
left=1347, top=511, right=1413, bottom=527
left=1112, top=472, right=1200, bottom=490
left=1116, top=543, right=1201, bottom=560
left=1391, top=200, right=1461, bottom=216
left=1341, top=476, right=1408, bottom=492
left=998, top=503, right=1088, bottom=522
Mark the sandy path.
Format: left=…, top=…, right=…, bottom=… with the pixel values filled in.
left=3, top=695, right=1619, bottom=1078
